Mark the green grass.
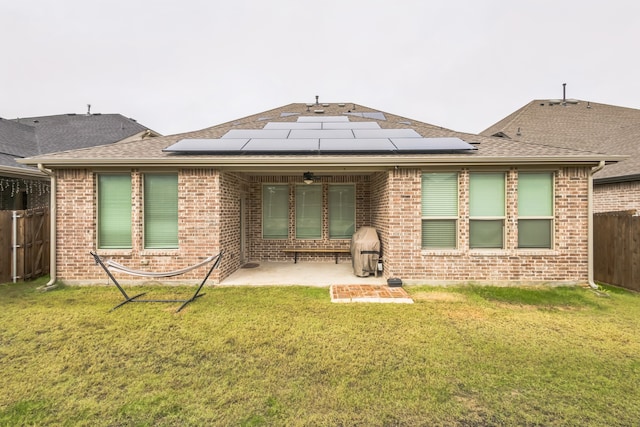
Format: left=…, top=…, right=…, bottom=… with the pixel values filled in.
left=1, top=278, right=639, bottom=426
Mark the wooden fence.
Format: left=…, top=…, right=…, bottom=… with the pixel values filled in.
left=594, top=210, right=640, bottom=292
left=0, top=208, right=50, bottom=283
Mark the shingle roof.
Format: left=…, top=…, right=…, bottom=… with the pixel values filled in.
left=1, top=113, right=157, bottom=174
left=480, top=100, right=640, bottom=182
left=0, top=119, right=37, bottom=165
left=22, top=103, right=621, bottom=170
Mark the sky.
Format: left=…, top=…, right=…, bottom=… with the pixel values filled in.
left=2, top=0, right=639, bottom=136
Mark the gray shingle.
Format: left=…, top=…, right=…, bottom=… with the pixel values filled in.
left=481, top=100, right=640, bottom=181
left=0, top=119, right=38, bottom=157
left=1, top=113, right=157, bottom=176
left=22, top=102, right=619, bottom=167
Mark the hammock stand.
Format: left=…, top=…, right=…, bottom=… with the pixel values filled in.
left=90, top=250, right=224, bottom=312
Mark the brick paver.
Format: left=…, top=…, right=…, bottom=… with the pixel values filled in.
left=330, top=284, right=413, bottom=303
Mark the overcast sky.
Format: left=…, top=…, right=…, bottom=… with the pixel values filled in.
left=2, top=0, right=639, bottom=136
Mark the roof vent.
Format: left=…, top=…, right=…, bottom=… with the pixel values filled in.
left=314, top=109, right=325, bottom=114
left=322, top=103, right=329, bottom=107
left=338, top=103, right=345, bottom=107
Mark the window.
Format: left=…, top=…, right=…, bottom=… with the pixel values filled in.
left=518, top=172, right=553, bottom=248
left=469, top=172, right=505, bottom=249
left=296, top=185, right=322, bottom=239
left=421, top=172, right=458, bottom=248
left=329, top=184, right=355, bottom=239
left=97, top=174, right=132, bottom=249
left=144, top=174, right=178, bottom=249
left=262, top=184, right=289, bottom=239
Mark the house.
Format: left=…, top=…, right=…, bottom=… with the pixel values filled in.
left=21, top=102, right=623, bottom=286
left=481, top=98, right=640, bottom=213
left=0, top=112, right=159, bottom=210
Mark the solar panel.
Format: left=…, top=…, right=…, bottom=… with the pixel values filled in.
left=391, top=137, right=477, bottom=151
left=163, top=139, right=248, bottom=152
left=164, top=118, right=478, bottom=155
left=353, top=129, right=422, bottom=138
left=289, top=129, right=354, bottom=139
left=297, top=116, right=349, bottom=123
left=242, top=139, right=319, bottom=152
left=343, top=112, right=387, bottom=121
left=263, top=122, right=321, bottom=130
left=319, top=139, right=396, bottom=152
left=321, top=122, right=381, bottom=130
left=221, top=129, right=290, bottom=139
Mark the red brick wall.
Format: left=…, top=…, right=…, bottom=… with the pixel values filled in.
left=57, top=168, right=233, bottom=284
left=54, top=165, right=592, bottom=285
left=219, top=171, right=250, bottom=278
left=55, top=169, right=95, bottom=281
left=248, top=175, right=371, bottom=262
left=380, top=167, right=590, bottom=284
left=594, top=181, right=640, bottom=213
left=370, top=171, right=390, bottom=265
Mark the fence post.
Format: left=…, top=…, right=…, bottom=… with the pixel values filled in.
left=12, top=210, right=19, bottom=283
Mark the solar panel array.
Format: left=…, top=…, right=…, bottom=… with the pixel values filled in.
left=163, top=115, right=477, bottom=154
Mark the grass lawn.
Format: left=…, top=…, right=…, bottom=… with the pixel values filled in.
left=1, top=278, right=639, bottom=426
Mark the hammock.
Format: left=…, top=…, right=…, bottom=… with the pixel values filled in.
left=90, top=250, right=224, bottom=312
left=105, top=254, right=219, bottom=278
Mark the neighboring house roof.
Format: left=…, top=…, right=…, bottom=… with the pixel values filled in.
left=21, top=103, right=622, bottom=171
left=1, top=113, right=159, bottom=177
left=480, top=99, right=640, bottom=183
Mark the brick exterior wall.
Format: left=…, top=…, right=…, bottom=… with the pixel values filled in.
left=219, top=171, right=250, bottom=279
left=54, top=165, right=591, bottom=286
left=594, top=181, right=640, bottom=213
left=370, top=171, right=390, bottom=263
left=248, top=175, right=371, bottom=263
left=378, top=167, right=589, bottom=284
left=58, top=168, right=238, bottom=284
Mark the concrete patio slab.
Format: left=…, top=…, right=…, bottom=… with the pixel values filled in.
left=220, top=261, right=386, bottom=286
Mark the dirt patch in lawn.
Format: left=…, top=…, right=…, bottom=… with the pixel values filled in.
left=411, top=291, right=468, bottom=302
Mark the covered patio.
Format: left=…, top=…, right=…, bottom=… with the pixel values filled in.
left=220, top=261, right=386, bottom=286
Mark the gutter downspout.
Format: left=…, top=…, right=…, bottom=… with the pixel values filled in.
left=37, top=164, right=57, bottom=290
left=588, top=160, right=605, bottom=289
